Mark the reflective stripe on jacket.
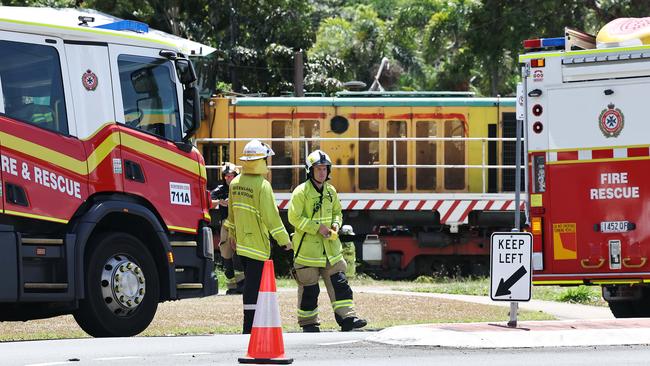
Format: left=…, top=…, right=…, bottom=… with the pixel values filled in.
left=288, top=180, right=343, bottom=267
left=227, top=174, right=290, bottom=261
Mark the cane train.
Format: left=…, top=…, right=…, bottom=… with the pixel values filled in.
left=196, top=91, right=524, bottom=278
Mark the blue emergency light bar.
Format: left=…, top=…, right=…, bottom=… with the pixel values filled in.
left=523, top=37, right=565, bottom=50
left=95, top=20, right=149, bottom=33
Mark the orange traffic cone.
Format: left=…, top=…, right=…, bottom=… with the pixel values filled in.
left=238, top=260, right=293, bottom=364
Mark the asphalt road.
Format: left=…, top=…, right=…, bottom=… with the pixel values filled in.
left=5, top=331, right=650, bottom=366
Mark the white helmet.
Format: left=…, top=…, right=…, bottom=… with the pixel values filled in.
left=221, top=162, right=240, bottom=178
left=305, top=149, right=332, bottom=175
left=340, top=225, right=355, bottom=235
left=239, top=139, right=275, bottom=161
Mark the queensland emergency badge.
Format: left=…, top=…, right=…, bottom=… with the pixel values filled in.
left=82, top=69, right=98, bottom=91
left=599, top=103, right=624, bottom=138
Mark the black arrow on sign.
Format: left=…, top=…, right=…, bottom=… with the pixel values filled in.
left=495, top=265, right=527, bottom=297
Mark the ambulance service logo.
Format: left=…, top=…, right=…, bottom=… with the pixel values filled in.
left=82, top=69, right=98, bottom=91
left=599, top=103, right=624, bottom=138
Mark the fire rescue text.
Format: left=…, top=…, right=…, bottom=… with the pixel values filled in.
left=1, top=155, right=81, bottom=199
left=498, top=238, right=525, bottom=263
left=590, top=172, right=639, bottom=200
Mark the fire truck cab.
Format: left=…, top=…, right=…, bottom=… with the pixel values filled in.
left=520, top=19, right=650, bottom=317
left=0, top=7, right=217, bottom=336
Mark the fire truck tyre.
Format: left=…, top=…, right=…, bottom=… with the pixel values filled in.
left=73, top=232, right=160, bottom=337
left=607, top=300, right=639, bottom=318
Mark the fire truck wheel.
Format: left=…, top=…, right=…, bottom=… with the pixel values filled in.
left=73, top=232, right=160, bottom=337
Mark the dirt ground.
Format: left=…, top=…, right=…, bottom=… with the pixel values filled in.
left=0, top=290, right=552, bottom=341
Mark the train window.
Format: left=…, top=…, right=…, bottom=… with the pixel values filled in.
left=298, top=120, right=320, bottom=182
left=359, top=120, right=379, bottom=190
left=202, top=143, right=229, bottom=190
left=387, top=120, right=407, bottom=190
left=271, top=120, right=293, bottom=190
left=416, top=121, right=437, bottom=190
left=444, top=119, right=466, bottom=190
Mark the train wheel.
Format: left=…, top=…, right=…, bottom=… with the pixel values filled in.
left=74, top=232, right=159, bottom=337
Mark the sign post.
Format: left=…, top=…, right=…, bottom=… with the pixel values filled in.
left=490, top=232, right=532, bottom=326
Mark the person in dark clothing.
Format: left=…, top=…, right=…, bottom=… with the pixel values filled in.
left=210, top=162, right=245, bottom=294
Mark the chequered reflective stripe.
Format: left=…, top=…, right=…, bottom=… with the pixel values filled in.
left=295, top=254, right=326, bottom=266
left=237, top=244, right=269, bottom=260
left=297, top=308, right=319, bottom=319
left=548, top=146, right=650, bottom=162
left=332, top=299, right=354, bottom=311
left=252, top=292, right=282, bottom=327
left=277, top=199, right=525, bottom=225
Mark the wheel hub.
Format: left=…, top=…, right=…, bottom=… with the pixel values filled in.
left=101, top=255, right=146, bottom=316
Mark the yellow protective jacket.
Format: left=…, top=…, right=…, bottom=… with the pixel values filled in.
left=288, top=180, right=343, bottom=267
left=227, top=173, right=290, bottom=261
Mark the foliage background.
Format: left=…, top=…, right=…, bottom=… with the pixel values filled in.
left=3, top=0, right=650, bottom=96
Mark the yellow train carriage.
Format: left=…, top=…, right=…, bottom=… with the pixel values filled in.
left=198, top=91, right=517, bottom=194
left=197, top=91, right=520, bottom=277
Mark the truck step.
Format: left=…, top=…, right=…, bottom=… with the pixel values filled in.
left=21, top=238, right=64, bottom=245
left=170, top=241, right=197, bottom=247
left=24, top=282, right=68, bottom=290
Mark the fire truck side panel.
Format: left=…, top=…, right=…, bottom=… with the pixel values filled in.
left=0, top=116, right=89, bottom=222
left=119, top=127, right=204, bottom=233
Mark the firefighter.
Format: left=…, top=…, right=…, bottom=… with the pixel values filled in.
left=211, top=162, right=245, bottom=295
left=288, top=149, right=367, bottom=333
left=226, top=139, right=292, bottom=334
left=339, top=225, right=357, bottom=277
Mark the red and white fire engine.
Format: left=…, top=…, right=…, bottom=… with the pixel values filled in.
left=520, top=18, right=650, bottom=317
left=0, top=7, right=216, bottom=336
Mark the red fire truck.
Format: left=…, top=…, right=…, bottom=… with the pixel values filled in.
left=0, top=7, right=216, bottom=336
left=520, top=19, right=650, bottom=317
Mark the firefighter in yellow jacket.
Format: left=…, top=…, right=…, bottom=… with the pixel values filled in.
left=288, top=150, right=367, bottom=332
left=227, top=139, right=291, bottom=334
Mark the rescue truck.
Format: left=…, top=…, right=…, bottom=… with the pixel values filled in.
left=0, top=7, right=217, bottom=336
left=520, top=18, right=650, bottom=317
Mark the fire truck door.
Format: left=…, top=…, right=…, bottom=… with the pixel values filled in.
left=108, top=44, right=203, bottom=234
left=0, top=32, right=89, bottom=224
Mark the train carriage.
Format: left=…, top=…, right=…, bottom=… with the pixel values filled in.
left=197, top=91, right=524, bottom=277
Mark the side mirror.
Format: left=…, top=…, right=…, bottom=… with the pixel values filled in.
left=176, top=59, right=197, bottom=85
left=182, top=86, right=200, bottom=142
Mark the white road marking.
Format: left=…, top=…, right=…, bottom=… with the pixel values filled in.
left=317, top=340, right=361, bottom=346
left=25, top=362, right=76, bottom=366
left=171, top=352, right=214, bottom=356
left=93, top=356, right=142, bottom=361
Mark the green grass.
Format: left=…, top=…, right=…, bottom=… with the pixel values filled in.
left=393, top=276, right=607, bottom=306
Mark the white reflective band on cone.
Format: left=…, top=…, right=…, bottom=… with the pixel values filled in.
left=252, top=292, right=282, bottom=327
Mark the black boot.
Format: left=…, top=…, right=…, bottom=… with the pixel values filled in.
left=340, top=317, right=367, bottom=332
left=243, top=309, right=255, bottom=334
left=302, top=324, right=320, bottom=333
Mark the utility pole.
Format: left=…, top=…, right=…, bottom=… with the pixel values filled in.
left=294, top=50, right=304, bottom=97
